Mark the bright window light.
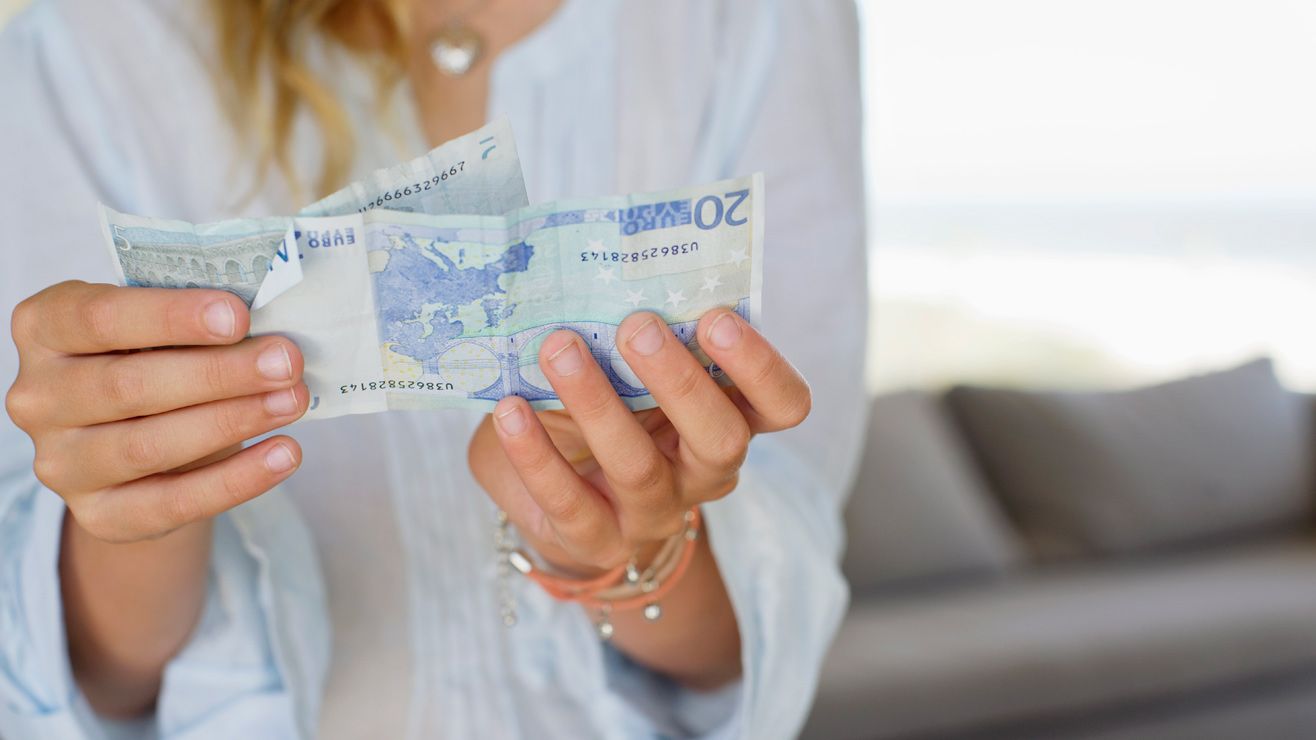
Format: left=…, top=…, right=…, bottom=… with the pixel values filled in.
left=862, top=0, right=1316, bottom=391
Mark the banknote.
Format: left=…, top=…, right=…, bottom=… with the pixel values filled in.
left=102, top=175, right=764, bottom=418
left=301, top=116, right=527, bottom=218
left=101, top=118, right=528, bottom=309
left=101, top=213, right=300, bottom=308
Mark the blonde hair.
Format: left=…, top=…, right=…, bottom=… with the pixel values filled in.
left=210, top=0, right=411, bottom=200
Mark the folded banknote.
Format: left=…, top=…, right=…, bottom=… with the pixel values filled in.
left=300, top=117, right=528, bottom=218
left=102, top=126, right=763, bottom=418
left=102, top=117, right=528, bottom=309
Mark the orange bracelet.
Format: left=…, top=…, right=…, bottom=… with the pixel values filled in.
left=581, top=518, right=700, bottom=612
left=509, top=552, right=627, bottom=601
left=505, top=508, right=703, bottom=639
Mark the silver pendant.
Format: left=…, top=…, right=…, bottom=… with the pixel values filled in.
left=429, top=23, right=484, bottom=77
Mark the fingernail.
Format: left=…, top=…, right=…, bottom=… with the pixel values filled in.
left=264, top=388, right=299, bottom=416
left=707, top=312, right=743, bottom=350
left=627, top=319, right=664, bottom=356
left=257, top=343, right=292, bottom=381
left=265, top=443, right=297, bottom=473
left=495, top=405, right=526, bottom=436
left=203, top=301, right=236, bottom=339
left=548, top=341, right=583, bottom=376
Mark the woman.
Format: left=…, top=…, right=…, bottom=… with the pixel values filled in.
left=0, top=0, right=867, bottom=737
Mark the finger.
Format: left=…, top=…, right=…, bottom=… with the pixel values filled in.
left=538, top=330, right=682, bottom=535
left=696, top=308, right=811, bottom=433
left=53, top=384, right=309, bottom=493
left=22, top=281, right=248, bottom=355
left=39, top=335, right=303, bottom=427
left=616, top=313, right=751, bottom=485
left=490, top=395, right=625, bottom=565
left=78, top=436, right=302, bottom=542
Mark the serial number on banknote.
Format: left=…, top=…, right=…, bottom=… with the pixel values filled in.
left=355, top=162, right=467, bottom=213
left=580, top=242, right=701, bottom=263
left=339, top=380, right=458, bottom=393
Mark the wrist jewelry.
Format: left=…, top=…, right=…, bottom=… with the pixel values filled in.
left=493, top=508, right=702, bottom=640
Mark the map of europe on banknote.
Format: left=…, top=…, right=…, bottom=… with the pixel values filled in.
left=299, top=174, right=763, bottom=417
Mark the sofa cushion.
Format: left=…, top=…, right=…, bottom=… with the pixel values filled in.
left=804, top=537, right=1316, bottom=740
left=947, top=359, right=1314, bottom=557
left=842, top=391, right=1022, bottom=594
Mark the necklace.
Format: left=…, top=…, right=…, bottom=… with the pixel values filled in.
left=428, top=0, right=489, bottom=77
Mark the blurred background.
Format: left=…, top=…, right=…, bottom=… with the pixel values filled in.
left=807, top=3, right=1316, bottom=739
left=862, top=0, right=1316, bottom=393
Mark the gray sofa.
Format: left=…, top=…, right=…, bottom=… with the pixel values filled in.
left=803, top=359, right=1316, bottom=740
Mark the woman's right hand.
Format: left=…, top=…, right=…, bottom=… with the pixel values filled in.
left=5, top=280, right=310, bottom=543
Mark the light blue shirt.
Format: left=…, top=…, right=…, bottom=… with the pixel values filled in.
left=0, top=0, right=869, bottom=737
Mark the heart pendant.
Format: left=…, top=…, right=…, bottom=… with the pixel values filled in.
left=430, top=24, right=484, bottom=77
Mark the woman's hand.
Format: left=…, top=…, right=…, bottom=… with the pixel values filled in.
left=5, top=281, right=310, bottom=543
left=469, top=307, right=809, bottom=687
left=468, top=306, right=811, bottom=577
left=5, top=280, right=312, bottom=716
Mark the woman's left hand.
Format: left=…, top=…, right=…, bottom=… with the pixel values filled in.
left=468, top=307, right=811, bottom=575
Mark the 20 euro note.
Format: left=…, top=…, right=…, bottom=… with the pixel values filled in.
left=102, top=175, right=764, bottom=419
left=102, top=117, right=528, bottom=308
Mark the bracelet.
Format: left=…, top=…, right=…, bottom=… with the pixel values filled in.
left=494, top=508, right=702, bottom=640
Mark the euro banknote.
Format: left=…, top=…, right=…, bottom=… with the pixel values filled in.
left=300, top=116, right=527, bottom=218
left=102, top=175, right=763, bottom=418
left=102, top=118, right=527, bottom=309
